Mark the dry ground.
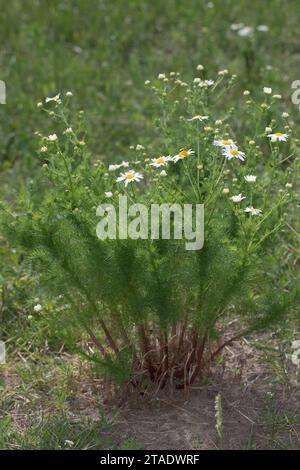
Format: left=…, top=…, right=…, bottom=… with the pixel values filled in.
left=1, top=334, right=299, bottom=450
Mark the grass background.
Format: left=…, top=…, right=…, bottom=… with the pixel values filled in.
left=1, top=0, right=299, bottom=174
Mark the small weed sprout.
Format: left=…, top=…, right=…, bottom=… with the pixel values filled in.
left=215, top=393, right=223, bottom=446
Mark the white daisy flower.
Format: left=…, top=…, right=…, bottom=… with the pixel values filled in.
left=230, top=193, right=246, bottom=203
left=267, top=132, right=288, bottom=142
left=47, top=134, right=58, bottom=142
left=187, top=115, right=209, bottom=122
left=244, top=207, right=262, bottom=216
left=213, top=139, right=237, bottom=149
left=150, top=156, right=171, bottom=168
left=45, top=93, right=61, bottom=103
left=34, top=304, right=42, bottom=313
left=244, top=175, right=257, bottom=183
left=223, top=148, right=246, bottom=161
left=173, top=148, right=195, bottom=163
left=263, top=87, right=272, bottom=94
left=238, top=26, right=254, bottom=37
left=116, top=170, right=143, bottom=187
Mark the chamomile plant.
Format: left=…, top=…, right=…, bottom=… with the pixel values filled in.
left=1, top=71, right=299, bottom=391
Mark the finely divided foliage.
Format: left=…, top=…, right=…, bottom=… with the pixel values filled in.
left=1, top=70, right=300, bottom=391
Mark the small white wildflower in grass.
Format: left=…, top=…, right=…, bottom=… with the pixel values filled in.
left=196, top=64, right=204, bottom=71
left=28, top=315, right=33, bottom=320
left=282, top=112, right=289, bottom=118
left=257, top=25, right=269, bottom=32
left=45, top=93, right=61, bottom=103
left=66, top=91, right=73, bottom=97
left=105, top=191, right=113, bottom=198
left=223, top=148, right=246, bottom=161
left=64, top=127, right=73, bottom=134
left=263, top=87, right=272, bottom=95
left=144, top=80, right=150, bottom=85
left=47, top=134, right=58, bottom=142
left=230, top=193, right=246, bottom=203
left=159, top=170, right=167, bottom=177
left=249, top=140, right=255, bottom=146
left=116, top=170, right=143, bottom=187
left=187, top=114, right=209, bottom=122
left=243, top=90, right=250, bottom=96
left=265, top=127, right=272, bottom=133
left=238, top=26, right=254, bottom=37
left=34, top=304, right=42, bottom=313
left=285, top=183, right=293, bottom=189
left=244, top=175, right=257, bottom=183
left=135, top=144, right=145, bottom=151
left=150, top=156, right=171, bottom=168
left=273, top=94, right=282, bottom=99
left=40, top=146, right=48, bottom=153
left=108, top=164, right=120, bottom=171
left=121, top=161, right=129, bottom=168
left=64, top=440, right=74, bottom=448
left=222, top=188, right=230, bottom=194
left=213, top=139, right=237, bottom=149
left=218, top=69, right=229, bottom=76
left=37, top=102, right=43, bottom=108
left=267, top=132, right=288, bottom=142
left=231, top=23, right=244, bottom=31
left=292, top=340, right=300, bottom=349
left=158, top=73, right=166, bottom=80
left=173, top=148, right=195, bottom=163
left=198, top=79, right=214, bottom=88
left=244, top=207, right=262, bottom=216
left=193, top=77, right=201, bottom=84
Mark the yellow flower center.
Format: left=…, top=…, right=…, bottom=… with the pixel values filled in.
left=275, top=132, right=284, bottom=136
left=222, top=140, right=232, bottom=145
left=179, top=149, right=189, bottom=158
left=230, top=149, right=239, bottom=156
left=156, top=157, right=165, bottom=164
left=125, top=172, right=135, bottom=180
